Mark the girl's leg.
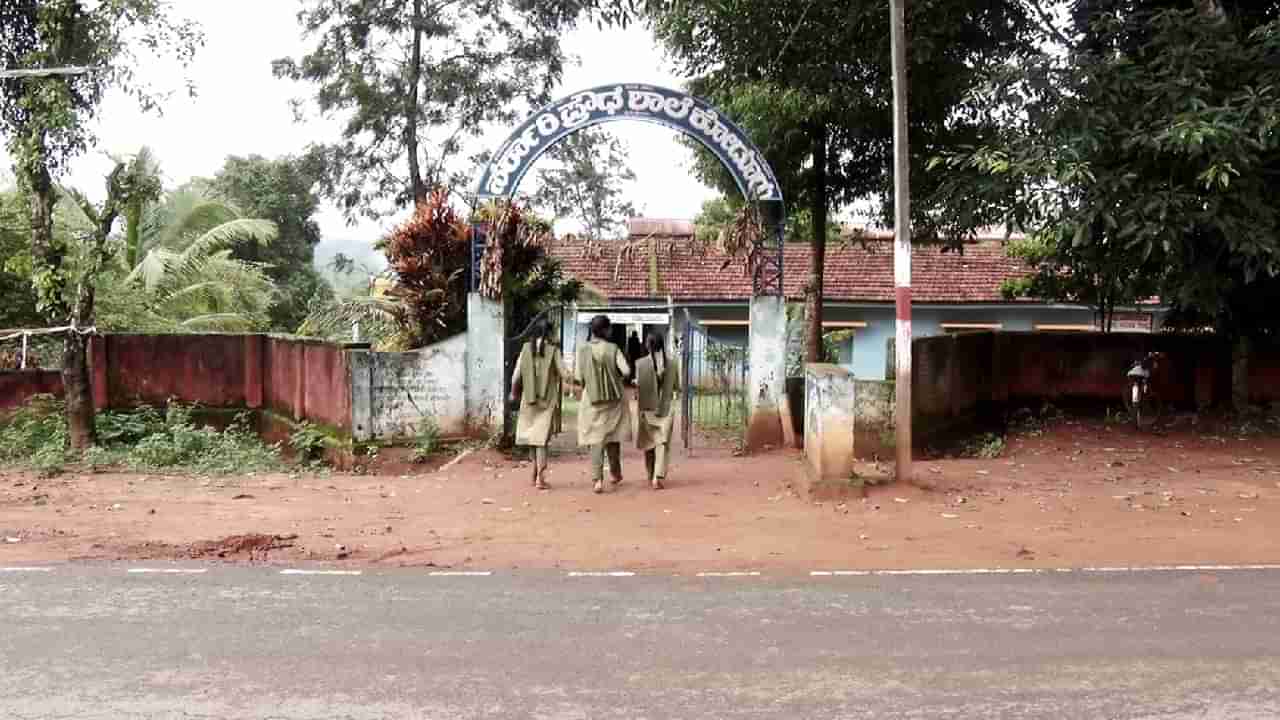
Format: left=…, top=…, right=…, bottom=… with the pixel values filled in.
left=590, top=444, right=605, bottom=493
left=534, top=446, right=549, bottom=489
left=652, top=442, right=668, bottom=489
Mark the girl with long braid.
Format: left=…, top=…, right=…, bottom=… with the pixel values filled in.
left=633, top=329, right=680, bottom=490
left=509, top=318, right=572, bottom=490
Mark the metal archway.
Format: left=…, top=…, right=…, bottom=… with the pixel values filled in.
left=471, top=83, right=786, bottom=296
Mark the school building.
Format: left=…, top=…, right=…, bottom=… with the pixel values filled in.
left=547, top=218, right=1167, bottom=381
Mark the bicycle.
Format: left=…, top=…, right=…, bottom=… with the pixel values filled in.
left=1123, top=351, right=1164, bottom=430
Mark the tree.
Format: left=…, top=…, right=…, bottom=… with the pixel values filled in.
left=0, top=0, right=201, bottom=448
left=95, top=186, right=279, bottom=332
left=302, top=189, right=580, bottom=350
left=531, top=127, right=636, bottom=239
left=118, top=145, right=163, bottom=269
left=649, top=1, right=1037, bottom=362
left=207, top=154, right=332, bottom=332
left=930, top=2, right=1280, bottom=382
left=272, top=0, right=588, bottom=218
left=0, top=188, right=41, bottom=330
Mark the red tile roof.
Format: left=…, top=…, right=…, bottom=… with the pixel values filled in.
left=545, top=235, right=1036, bottom=304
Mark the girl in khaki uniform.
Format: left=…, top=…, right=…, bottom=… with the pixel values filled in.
left=575, top=315, right=631, bottom=494
left=510, top=319, right=572, bottom=490
left=634, top=330, right=680, bottom=490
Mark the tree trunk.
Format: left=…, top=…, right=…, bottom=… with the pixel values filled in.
left=61, top=332, right=95, bottom=449
left=802, top=123, right=829, bottom=362
left=124, top=200, right=141, bottom=268
left=1231, top=334, right=1250, bottom=414
left=64, top=254, right=108, bottom=449
left=406, top=0, right=427, bottom=207
left=25, top=159, right=97, bottom=448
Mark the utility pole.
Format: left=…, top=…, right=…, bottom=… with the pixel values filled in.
left=0, top=66, right=97, bottom=79
left=889, top=0, right=913, bottom=484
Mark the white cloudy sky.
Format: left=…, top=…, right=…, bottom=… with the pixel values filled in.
left=4, top=1, right=720, bottom=268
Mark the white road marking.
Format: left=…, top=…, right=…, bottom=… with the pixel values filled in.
left=813, top=565, right=1280, bottom=577
left=279, top=569, right=362, bottom=576
left=0, top=567, right=53, bottom=573
left=127, top=568, right=207, bottom=575
left=429, top=571, right=493, bottom=576
left=567, top=571, right=635, bottom=577
left=696, top=571, right=762, bottom=577
left=1172, top=564, right=1280, bottom=571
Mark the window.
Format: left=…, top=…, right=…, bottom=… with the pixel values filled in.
left=1034, top=324, right=1094, bottom=332
left=940, top=322, right=1002, bottom=333
left=821, top=321, right=868, bottom=329
left=821, top=323, right=863, bottom=366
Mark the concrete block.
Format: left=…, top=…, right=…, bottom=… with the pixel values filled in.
left=804, top=364, right=856, bottom=483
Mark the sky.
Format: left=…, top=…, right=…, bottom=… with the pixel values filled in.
left=2, top=1, right=719, bottom=271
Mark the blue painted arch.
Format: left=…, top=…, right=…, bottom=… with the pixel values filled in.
left=474, top=83, right=784, bottom=211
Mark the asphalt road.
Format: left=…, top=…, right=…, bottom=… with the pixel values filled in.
left=2, top=565, right=1279, bottom=719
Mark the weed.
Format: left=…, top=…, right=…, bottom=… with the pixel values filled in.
left=411, top=417, right=442, bottom=464
left=965, top=432, right=1006, bottom=459
left=0, top=397, right=282, bottom=476
left=289, top=421, right=329, bottom=462
left=0, top=395, right=68, bottom=476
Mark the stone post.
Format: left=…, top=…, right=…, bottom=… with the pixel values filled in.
left=466, top=292, right=506, bottom=435
left=804, top=363, right=857, bottom=483
left=746, top=295, right=787, bottom=450
left=347, top=348, right=374, bottom=442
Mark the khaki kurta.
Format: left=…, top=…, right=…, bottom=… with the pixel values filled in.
left=635, top=353, right=680, bottom=451
left=511, top=341, right=571, bottom=447
left=575, top=339, right=631, bottom=446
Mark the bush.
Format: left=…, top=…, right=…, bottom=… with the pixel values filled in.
left=411, top=417, right=442, bottom=463
left=289, top=421, right=328, bottom=462
left=0, top=398, right=282, bottom=475
left=965, top=432, right=1006, bottom=459
left=0, top=395, right=68, bottom=475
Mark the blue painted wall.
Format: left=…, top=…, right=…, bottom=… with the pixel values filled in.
left=678, top=302, right=1162, bottom=381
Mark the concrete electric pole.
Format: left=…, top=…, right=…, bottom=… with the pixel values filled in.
left=0, top=66, right=97, bottom=79
left=889, top=0, right=913, bottom=484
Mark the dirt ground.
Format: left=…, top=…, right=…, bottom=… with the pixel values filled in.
left=2, top=418, right=1279, bottom=572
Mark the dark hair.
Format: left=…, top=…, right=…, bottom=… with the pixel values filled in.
left=645, top=330, right=665, bottom=356
left=589, top=314, right=611, bottom=340
left=531, top=318, right=553, bottom=355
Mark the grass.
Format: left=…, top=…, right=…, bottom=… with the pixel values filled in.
left=0, top=395, right=284, bottom=477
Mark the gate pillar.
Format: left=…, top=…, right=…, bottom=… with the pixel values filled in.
left=746, top=295, right=787, bottom=450
left=465, top=223, right=506, bottom=436
left=745, top=201, right=787, bottom=452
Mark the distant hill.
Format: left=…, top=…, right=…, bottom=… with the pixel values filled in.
left=313, top=236, right=387, bottom=294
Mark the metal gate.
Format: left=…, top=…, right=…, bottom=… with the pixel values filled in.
left=681, top=310, right=749, bottom=452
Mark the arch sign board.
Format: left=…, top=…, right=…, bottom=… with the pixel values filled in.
left=475, top=83, right=783, bottom=205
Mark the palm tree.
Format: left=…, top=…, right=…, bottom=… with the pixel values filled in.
left=119, top=145, right=163, bottom=269
left=65, top=147, right=281, bottom=332
left=117, top=195, right=279, bottom=331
